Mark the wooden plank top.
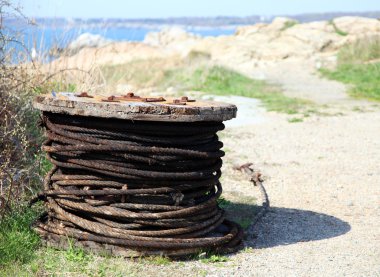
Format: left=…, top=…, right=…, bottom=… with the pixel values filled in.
left=33, top=92, right=237, bottom=122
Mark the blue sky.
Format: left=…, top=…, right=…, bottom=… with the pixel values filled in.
left=19, top=0, right=380, bottom=18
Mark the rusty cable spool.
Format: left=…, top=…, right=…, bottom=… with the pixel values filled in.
left=31, top=92, right=241, bottom=257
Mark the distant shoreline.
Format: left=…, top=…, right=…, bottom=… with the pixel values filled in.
left=5, top=11, right=380, bottom=28
left=7, top=25, right=236, bottom=62
left=4, top=11, right=380, bottom=63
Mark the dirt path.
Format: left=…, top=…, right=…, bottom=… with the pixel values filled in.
left=160, top=28, right=380, bottom=276
left=125, top=106, right=380, bottom=277
left=219, top=110, right=380, bottom=276
left=84, top=62, right=379, bottom=276
left=228, top=59, right=373, bottom=107
left=111, top=87, right=379, bottom=277
left=245, top=60, right=349, bottom=104
left=205, top=65, right=380, bottom=275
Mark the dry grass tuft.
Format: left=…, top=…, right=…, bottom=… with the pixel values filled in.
left=0, top=1, right=96, bottom=215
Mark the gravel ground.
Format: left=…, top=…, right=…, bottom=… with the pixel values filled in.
left=95, top=62, right=380, bottom=276
left=244, top=59, right=350, bottom=104
left=217, top=110, right=380, bottom=276
left=129, top=60, right=380, bottom=276
left=119, top=106, right=380, bottom=277
left=231, top=59, right=374, bottom=108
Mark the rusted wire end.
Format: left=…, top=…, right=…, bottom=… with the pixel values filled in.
left=233, top=163, right=270, bottom=224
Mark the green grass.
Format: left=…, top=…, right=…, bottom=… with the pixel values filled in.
left=1, top=246, right=140, bottom=276
left=336, top=36, right=380, bottom=64
left=163, top=66, right=310, bottom=113
left=33, top=82, right=76, bottom=95
left=64, top=239, right=93, bottom=264
left=320, top=36, right=380, bottom=101
left=200, top=254, right=229, bottom=263
left=0, top=207, right=228, bottom=275
left=35, top=152, right=53, bottom=176
left=328, top=20, right=348, bottom=36
left=217, top=196, right=233, bottom=209
left=241, top=247, right=254, bottom=253
left=145, top=255, right=172, bottom=266
left=281, top=20, right=298, bottom=31
left=287, top=117, right=303, bottom=123
left=100, top=60, right=311, bottom=114
left=100, top=58, right=179, bottom=90
left=218, top=192, right=258, bottom=231
left=321, top=63, right=380, bottom=101
left=235, top=218, right=253, bottom=229
left=0, top=191, right=258, bottom=275
left=0, top=206, right=41, bottom=267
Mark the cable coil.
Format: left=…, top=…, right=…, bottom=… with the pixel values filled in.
left=33, top=112, right=243, bottom=257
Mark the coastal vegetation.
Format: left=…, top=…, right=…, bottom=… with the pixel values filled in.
left=0, top=1, right=48, bottom=218
left=320, top=36, right=380, bottom=101
left=0, top=205, right=41, bottom=266
left=0, top=192, right=254, bottom=275
left=101, top=59, right=310, bottom=114
left=328, top=19, right=348, bottom=36
left=280, top=20, right=298, bottom=31
left=2, top=2, right=380, bottom=274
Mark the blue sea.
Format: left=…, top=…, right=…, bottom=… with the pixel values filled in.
left=17, top=25, right=236, bottom=58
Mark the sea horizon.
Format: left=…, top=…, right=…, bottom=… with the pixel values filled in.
left=4, top=10, right=380, bottom=61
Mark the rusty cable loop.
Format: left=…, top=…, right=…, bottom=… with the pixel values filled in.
left=233, top=163, right=270, bottom=228
left=31, top=112, right=243, bottom=257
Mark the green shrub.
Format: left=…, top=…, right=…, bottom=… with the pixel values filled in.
left=320, top=36, right=380, bottom=101
left=337, top=36, right=380, bottom=64
left=281, top=20, right=298, bottom=31
left=329, top=20, right=348, bottom=36
left=0, top=206, right=41, bottom=266
left=163, top=65, right=310, bottom=113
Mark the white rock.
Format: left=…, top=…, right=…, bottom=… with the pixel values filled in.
left=67, top=33, right=111, bottom=53
left=144, top=26, right=199, bottom=47
left=333, top=16, right=380, bottom=35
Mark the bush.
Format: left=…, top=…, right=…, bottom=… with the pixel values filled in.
left=0, top=1, right=49, bottom=215
left=337, top=36, right=380, bottom=64
left=320, top=36, right=380, bottom=101
left=0, top=205, right=41, bottom=266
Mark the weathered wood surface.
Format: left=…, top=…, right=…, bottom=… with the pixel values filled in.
left=33, top=92, right=237, bottom=122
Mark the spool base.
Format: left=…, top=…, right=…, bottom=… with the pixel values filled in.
left=33, top=216, right=244, bottom=258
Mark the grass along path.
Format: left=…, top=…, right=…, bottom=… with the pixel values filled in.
left=162, top=66, right=311, bottom=114
left=320, top=36, right=380, bottom=101
left=101, top=58, right=312, bottom=115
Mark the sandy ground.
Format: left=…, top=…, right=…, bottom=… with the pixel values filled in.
left=219, top=109, right=380, bottom=277
left=125, top=62, right=380, bottom=276
left=230, top=59, right=371, bottom=106
left=33, top=56, right=380, bottom=276
left=121, top=104, right=380, bottom=277
left=207, top=63, right=380, bottom=276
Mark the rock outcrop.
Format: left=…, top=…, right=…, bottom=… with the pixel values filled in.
left=220, top=16, right=379, bottom=62
left=333, top=16, right=380, bottom=34
left=67, top=33, right=111, bottom=54
left=144, top=26, right=200, bottom=46
left=48, top=42, right=173, bottom=71
left=144, top=27, right=201, bottom=56
left=50, top=16, right=380, bottom=72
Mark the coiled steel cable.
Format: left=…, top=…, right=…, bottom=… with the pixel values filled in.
left=32, top=112, right=243, bottom=257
